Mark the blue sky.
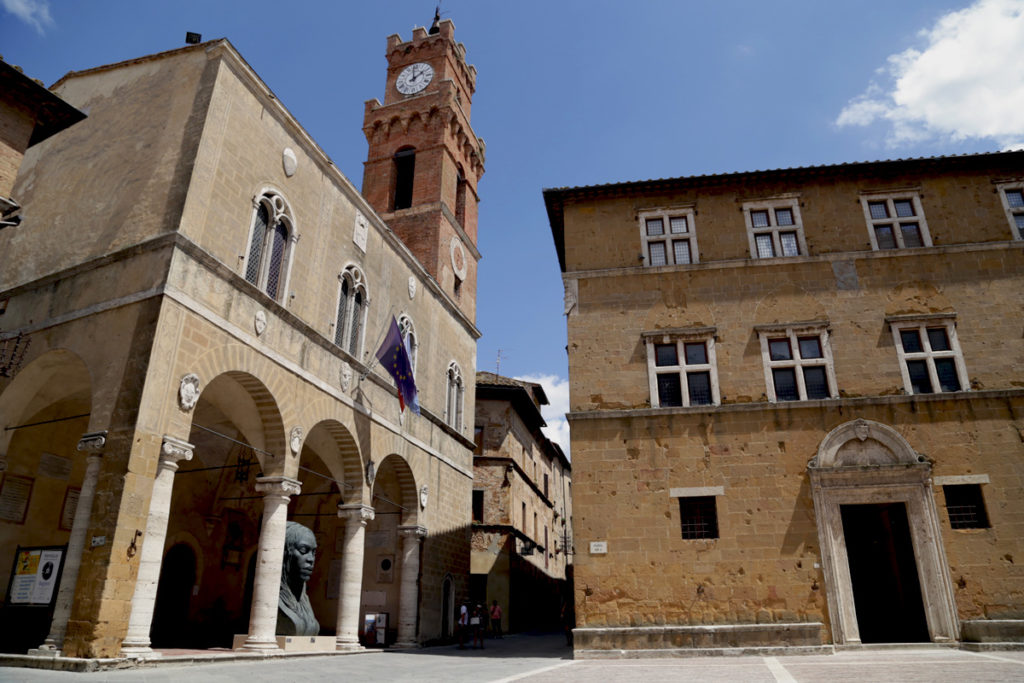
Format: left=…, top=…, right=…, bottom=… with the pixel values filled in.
left=4, top=0, right=1024, bottom=453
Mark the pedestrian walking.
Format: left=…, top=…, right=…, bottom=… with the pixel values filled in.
left=457, top=603, right=468, bottom=649
left=489, top=600, right=503, bottom=638
left=470, top=604, right=485, bottom=649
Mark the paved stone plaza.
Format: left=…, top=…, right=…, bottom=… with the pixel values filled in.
left=1, top=634, right=1023, bottom=682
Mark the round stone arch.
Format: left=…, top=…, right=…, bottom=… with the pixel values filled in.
left=808, top=418, right=959, bottom=645
left=0, top=347, right=93, bottom=455
left=301, top=419, right=365, bottom=506
left=185, top=369, right=288, bottom=475
left=374, top=453, right=419, bottom=526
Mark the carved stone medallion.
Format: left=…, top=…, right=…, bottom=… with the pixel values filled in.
left=178, top=373, right=201, bottom=411
left=340, top=362, right=353, bottom=392
left=282, top=148, right=297, bottom=177
left=290, top=426, right=304, bottom=455
left=254, top=311, right=267, bottom=336
left=420, top=484, right=429, bottom=510
left=408, top=276, right=416, bottom=300
left=365, top=460, right=375, bottom=486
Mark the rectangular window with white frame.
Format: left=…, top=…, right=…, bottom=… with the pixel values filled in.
left=756, top=322, right=837, bottom=402
left=643, top=327, right=719, bottom=408
left=742, top=196, right=807, bottom=259
left=640, top=207, right=698, bottom=266
left=670, top=486, right=723, bottom=540
left=996, top=182, right=1024, bottom=240
left=860, top=193, right=932, bottom=250
left=887, top=314, right=968, bottom=395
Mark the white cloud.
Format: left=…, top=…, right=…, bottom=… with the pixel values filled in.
left=514, top=373, right=571, bottom=459
left=836, top=0, right=1024, bottom=148
left=2, top=0, right=53, bottom=34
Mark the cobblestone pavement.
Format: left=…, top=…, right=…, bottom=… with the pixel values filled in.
left=1, top=635, right=1022, bottom=682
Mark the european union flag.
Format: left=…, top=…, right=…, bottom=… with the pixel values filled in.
left=375, top=316, right=419, bottom=414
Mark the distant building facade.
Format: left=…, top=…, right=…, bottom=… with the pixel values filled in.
left=471, top=372, right=572, bottom=633
left=0, top=17, right=484, bottom=658
left=545, top=152, right=1024, bottom=655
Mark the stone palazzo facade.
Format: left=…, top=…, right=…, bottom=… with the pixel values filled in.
left=0, top=18, right=484, bottom=658
left=544, top=152, right=1024, bottom=656
left=471, top=373, right=572, bottom=633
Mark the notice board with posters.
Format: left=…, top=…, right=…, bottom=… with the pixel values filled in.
left=6, top=546, right=66, bottom=606
left=0, top=545, right=67, bottom=654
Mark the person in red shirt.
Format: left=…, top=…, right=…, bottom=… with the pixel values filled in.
left=489, top=600, right=503, bottom=638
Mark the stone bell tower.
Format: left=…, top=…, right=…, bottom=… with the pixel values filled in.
left=362, top=13, right=485, bottom=321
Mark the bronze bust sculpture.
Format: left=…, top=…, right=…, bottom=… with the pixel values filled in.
left=277, top=521, right=320, bottom=636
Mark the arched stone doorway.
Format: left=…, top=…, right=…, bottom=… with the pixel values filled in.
left=0, top=349, right=93, bottom=654
left=290, top=419, right=363, bottom=638
left=809, top=418, right=959, bottom=644
left=145, top=371, right=284, bottom=650
left=362, top=454, right=421, bottom=647
left=151, top=543, right=198, bottom=648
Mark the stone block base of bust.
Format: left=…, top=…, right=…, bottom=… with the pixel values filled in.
left=231, top=634, right=336, bottom=652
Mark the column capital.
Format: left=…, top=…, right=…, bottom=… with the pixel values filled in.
left=160, top=435, right=194, bottom=465
left=338, top=503, right=375, bottom=524
left=397, top=524, right=427, bottom=540
left=77, top=431, right=108, bottom=453
left=255, top=475, right=301, bottom=498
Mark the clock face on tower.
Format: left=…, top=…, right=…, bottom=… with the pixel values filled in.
left=396, top=63, right=434, bottom=95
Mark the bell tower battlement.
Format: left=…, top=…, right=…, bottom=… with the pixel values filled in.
left=362, top=14, right=485, bottom=321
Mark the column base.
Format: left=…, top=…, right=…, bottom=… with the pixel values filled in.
left=26, top=645, right=62, bottom=658
left=392, top=641, right=419, bottom=649
left=335, top=638, right=364, bottom=652
left=233, top=634, right=282, bottom=652
left=120, top=645, right=162, bottom=660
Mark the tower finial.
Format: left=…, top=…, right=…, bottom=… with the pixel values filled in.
left=428, top=5, right=441, bottom=34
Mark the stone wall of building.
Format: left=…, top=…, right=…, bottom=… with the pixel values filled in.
left=550, top=153, right=1024, bottom=653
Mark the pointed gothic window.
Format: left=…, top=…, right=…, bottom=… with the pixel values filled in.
left=398, top=314, right=418, bottom=375
left=335, top=265, right=368, bottom=358
left=244, top=192, right=294, bottom=302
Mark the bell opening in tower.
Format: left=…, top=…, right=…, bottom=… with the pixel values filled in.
left=393, top=147, right=416, bottom=210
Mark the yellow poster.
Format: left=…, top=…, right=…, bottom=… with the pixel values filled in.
left=16, top=549, right=39, bottom=575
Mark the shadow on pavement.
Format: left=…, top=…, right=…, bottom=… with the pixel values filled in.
left=390, top=631, right=573, bottom=660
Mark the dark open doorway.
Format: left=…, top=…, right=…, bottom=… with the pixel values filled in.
left=840, top=502, right=929, bottom=643
left=151, top=543, right=197, bottom=648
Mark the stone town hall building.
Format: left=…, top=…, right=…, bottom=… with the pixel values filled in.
left=0, top=18, right=484, bottom=657
left=545, top=151, right=1024, bottom=655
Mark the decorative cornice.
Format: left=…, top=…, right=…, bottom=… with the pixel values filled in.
left=338, top=504, right=375, bottom=523
left=397, top=524, right=427, bottom=539
left=160, top=435, right=194, bottom=464
left=255, top=475, right=301, bottom=498
left=76, top=431, right=108, bottom=453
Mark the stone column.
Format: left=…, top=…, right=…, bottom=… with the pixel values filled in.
left=335, top=504, right=374, bottom=650
left=240, top=475, right=302, bottom=651
left=29, top=432, right=106, bottom=657
left=121, top=436, right=193, bottom=658
left=393, top=525, right=427, bottom=649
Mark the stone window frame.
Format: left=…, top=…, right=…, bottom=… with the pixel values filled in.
left=886, top=314, right=968, bottom=395
left=934, top=475, right=991, bottom=530
left=445, top=360, right=465, bottom=432
left=669, top=486, right=724, bottom=540
left=755, top=321, right=837, bottom=402
left=742, top=194, right=808, bottom=259
left=334, top=264, right=369, bottom=359
left=859, top=191, right=932, bottom=251
left=995, top=181, right=1024, bottom=241
left=397, top=313, right=418, bottom=376
left=642, top=327, right=720, bottom=408
left=243, top=189, right=298, bottom=304
left=638, top=205, right=699, bottom=267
